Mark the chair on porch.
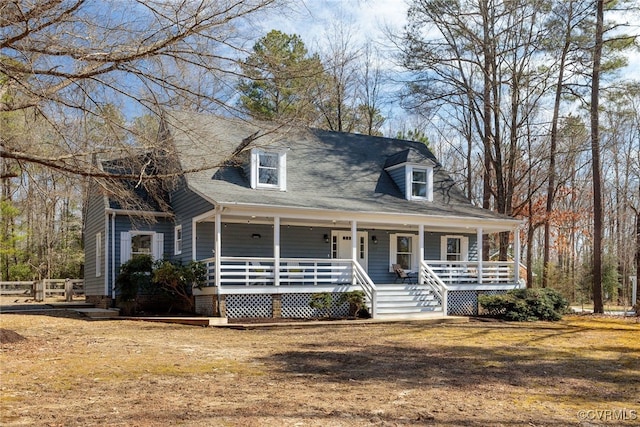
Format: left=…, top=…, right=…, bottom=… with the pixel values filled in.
left=392, top=264, right=415, bottom=284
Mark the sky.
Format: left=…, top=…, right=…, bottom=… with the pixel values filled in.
left=258, top=0, right=408, bottom=51
left=255, top=0, right=639, bottom=135
left=259, top=0, right=639, bottom=78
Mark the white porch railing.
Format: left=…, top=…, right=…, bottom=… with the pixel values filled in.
left=425, top=260, right=516, bottom=285
left=352, top=261, right=377, bottom=318
left=202, top=257, right=377, bottom=314
left=419, top=261, right=448, bottom=315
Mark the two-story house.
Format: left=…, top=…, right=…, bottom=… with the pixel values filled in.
left=84, top=112, right=523, bottom=319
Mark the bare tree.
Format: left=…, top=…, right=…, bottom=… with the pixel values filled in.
left=401, top=0, right=549, bottom=260
left=1, top=0, right=282, bottom=179
left=314, top=20, right=362, bottom=132
left=541, top=0, right=593, bottom=288
left=355, top=42, right=386, bottom=136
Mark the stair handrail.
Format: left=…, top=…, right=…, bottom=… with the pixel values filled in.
left=352, top=261, right=377, bottom=318
left=420, top=260, right=449, bottom=315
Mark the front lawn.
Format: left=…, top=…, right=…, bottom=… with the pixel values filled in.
left=1, top=313, right=638, bottom=426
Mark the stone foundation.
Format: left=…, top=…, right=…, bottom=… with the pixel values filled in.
left=194, top=294, right=224, bottom=317
left=85, top=295, right=113, bottom=309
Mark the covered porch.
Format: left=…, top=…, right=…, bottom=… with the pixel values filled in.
left=189, top=205, right=523, bottom=319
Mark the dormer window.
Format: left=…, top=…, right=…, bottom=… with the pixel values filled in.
left=251, top=149, right=287, bottom=191
left=412, top=169, right=428, bottom=198
left=384, top=149, right=435, bottom=202
left=259, top=152, right=279, bottom=185
left=405, top=164, right=433, bottom=201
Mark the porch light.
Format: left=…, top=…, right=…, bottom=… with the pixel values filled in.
left=372, top=236, right=378, bottom=244
left=252, top=233, right=261, bottom=239
left=323, top=234, right=329, bottom=243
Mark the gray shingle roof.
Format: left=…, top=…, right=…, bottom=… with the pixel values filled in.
left=163, top=111, right=511, bottom=221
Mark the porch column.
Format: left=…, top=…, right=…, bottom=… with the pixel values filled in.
left=191, top=218, right=198, bottom=261
left=351, top=220, right=357, bottom=283
left=350, top=221, right=357, bottom=260
left=419, top=224, right=425, bottom=283
left=513, top=226, right=520, bottom=286
left=214, top=211, right=221, bottom=287
left=274, top=216, right=281, bottom=286
left=477, top=227, right=483, bottom=284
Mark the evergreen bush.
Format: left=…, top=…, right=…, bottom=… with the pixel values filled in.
left=479, top=288, right=569, bottom=321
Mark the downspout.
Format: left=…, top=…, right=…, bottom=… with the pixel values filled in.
left=104, top=213, right=109, bottom=297
left=111, top=213, right=116, bottom=299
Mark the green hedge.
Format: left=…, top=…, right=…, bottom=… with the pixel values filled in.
left=478, top=288, right=569, bottom=321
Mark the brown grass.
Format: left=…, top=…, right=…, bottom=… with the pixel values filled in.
left=1, top=312, right=638, bottom=426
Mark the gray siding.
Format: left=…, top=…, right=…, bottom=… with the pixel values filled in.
left=83, top=188, right=107, bottom=296
left=221, top=223, right=274, bottom=257
left=424, top=232, right=478, bottom=260
left=281, top=226, right=332, bottom=258
left=367, top=231, right=394, bottom=283
left=170, top=184, right=215, bottom=263
left=212, top=225, right=476, bottom=284
left=115, top=216, right=173, bottom=261
left=387, top=167, right=405, bottom=197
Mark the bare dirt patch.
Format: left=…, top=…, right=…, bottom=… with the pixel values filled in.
left=1, top=313, right=638, bottom=426
left=0, top=329, right=25, bottom=344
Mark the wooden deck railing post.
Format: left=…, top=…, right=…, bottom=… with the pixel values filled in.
left=65, top=278, right=73, bottom=302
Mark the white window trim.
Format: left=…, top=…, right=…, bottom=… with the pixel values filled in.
left=174, top=225, right=182, bottom=255
left=440, top=235, right=469, bottom=261
left=95, top=232, right=102, bottom=277
left=389, top=233, right=419, bottom=272
left=250, top=149, right=287, bottom=191
left=405, top=164, right=433, bottom=201
left=120, top=231, right=164, bottom=263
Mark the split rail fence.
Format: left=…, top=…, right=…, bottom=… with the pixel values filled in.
left=0, top=279, right=84, bottom=302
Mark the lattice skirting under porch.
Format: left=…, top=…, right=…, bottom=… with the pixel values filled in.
left=225, top=294, right=273, bottom=318
left=447, top=290, right=508, bottom=316
left=220, top=292, right=350, bottom=319
left=281, top=293, right=349, bottom=318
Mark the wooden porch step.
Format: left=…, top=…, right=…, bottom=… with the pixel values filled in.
left=73, top=308, right=120, bottom=319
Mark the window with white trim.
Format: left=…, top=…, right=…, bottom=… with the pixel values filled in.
left=406, top=165, right=433, bottom=201
left=174, top=225, right=182, bottom=255
left=95, top=232, right=102, bottom=277
left=120, top=231, right=164, bottom=263
left=132, top=233, right=153, bottom=257
left=440, top=235, right=469, bottom=261
left=251, top=149, right=287, bottom=190
left=389, top=233, right=419, bottom=271
left=412, top=168, right=428, bottom=198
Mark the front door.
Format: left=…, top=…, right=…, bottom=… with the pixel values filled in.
left=332, top=231, right=368, bottom=272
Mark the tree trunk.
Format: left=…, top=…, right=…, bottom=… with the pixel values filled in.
left=481, top=0, right=493, bottom=262
left=543, top=2, right=573, bottom=288
left=590, top=0, right=605, bottom=313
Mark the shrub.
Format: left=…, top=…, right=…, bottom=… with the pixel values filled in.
left=116, top=257, right=206, bottom=314
left=479, top=288, right=569, bottom=321
left=337, top=290, right=368, bottom=318
left=309, top=292, right=333, bottom=318
left=152, top=260, right=207, bottom=313
left=115, top=255, right=153, bottom=315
